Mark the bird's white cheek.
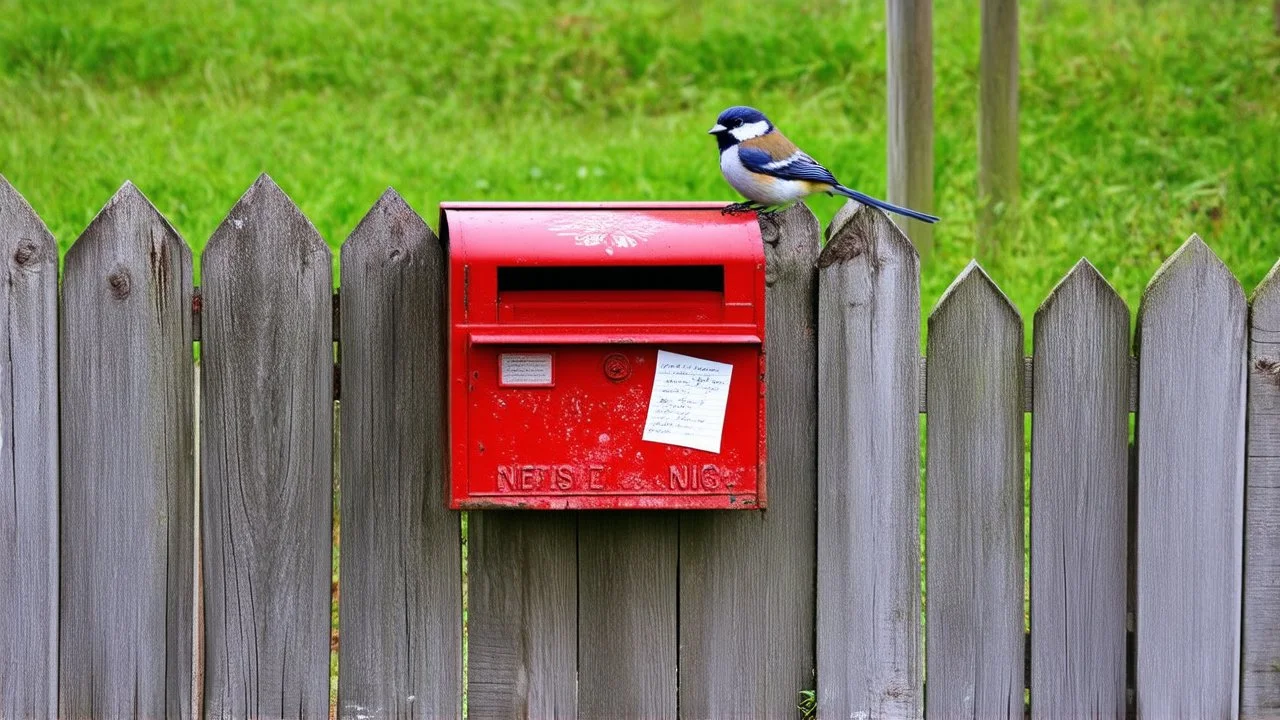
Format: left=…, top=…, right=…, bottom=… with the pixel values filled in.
left=729, top=120, right=770, bottom=142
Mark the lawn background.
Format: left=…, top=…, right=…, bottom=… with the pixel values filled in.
left=3, top=0, right=1277, bottom=327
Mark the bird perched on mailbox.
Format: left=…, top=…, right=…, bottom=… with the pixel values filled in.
left=708, top=105, right=940, bottom=223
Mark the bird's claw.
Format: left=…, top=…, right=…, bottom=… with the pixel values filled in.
left=721, top=202, right=759, bottom=216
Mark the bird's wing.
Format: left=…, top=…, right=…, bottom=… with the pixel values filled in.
left=737, top=146, right=841, bottom=187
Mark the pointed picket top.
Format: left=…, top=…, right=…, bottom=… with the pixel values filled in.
left=63, top=181, right=190, bottom=275
left=1140, top=234, right=1244, bottom=322
left=930, top=260, right=1021, bottom=325
left=1035, top=258, right=1128, bottom=327
left=1250, top=258, right=1280, bottom=338
left=341, top=187, right=435, bottom=260
left=204, top=174, right=328, bottom=265
left=0, top=174, right=57, bottom=273
left=757, top=201, right=819, bottom=289
left=818, top=200, right=919, bottom=270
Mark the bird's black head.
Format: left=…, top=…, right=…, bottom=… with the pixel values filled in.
left=708, top=106, right=774, bottom=152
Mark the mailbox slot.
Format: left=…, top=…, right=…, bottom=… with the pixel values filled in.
left=443, top=202, right=766, bottom=511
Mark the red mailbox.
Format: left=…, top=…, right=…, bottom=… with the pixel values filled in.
left=441, top=202, right=766, bottom=510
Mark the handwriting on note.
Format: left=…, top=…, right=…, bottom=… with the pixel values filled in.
left=642, top=350, right=733, bottom=453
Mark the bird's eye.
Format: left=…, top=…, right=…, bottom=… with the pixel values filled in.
left=733, top=119, right=744, bottom=128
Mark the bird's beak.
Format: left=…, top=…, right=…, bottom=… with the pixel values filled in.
left=707, top=124, right=727, bottom=134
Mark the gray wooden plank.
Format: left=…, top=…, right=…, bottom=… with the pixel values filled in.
left=1244, top=260, right=1280, bottom=718
left=886, top=0, right=935, bottom=254
left=1245, top=259, right=1280, bottom=718
left=578, top=512, right=677, bottom=719
left=467, top=510, right=578, bottom=718
left=0, top=176, right=59, bottom=719
left=1029, top=259, right=1129, bottom=718
left=58, top=182, right=195, bottom=718
left=1134, top=235, right=1246, bottom=717
left=336, top=189, right=462, bottom=719
left=924, top=261, right=1024, bottom=718
left=201, top=174, right=333, bottom=718
left=678, top=204, right=820, bottom=718
left=815, top=202, right=922, bottom=718
left=978, top=0, right=1019, bottom=254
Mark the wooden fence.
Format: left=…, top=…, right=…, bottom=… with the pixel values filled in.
left=1, top=173, right=1276, bottom=719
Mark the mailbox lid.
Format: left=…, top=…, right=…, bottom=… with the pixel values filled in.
left=441, top=202, right=765, bottom=328
left=441, top=201, right=762, bottom=265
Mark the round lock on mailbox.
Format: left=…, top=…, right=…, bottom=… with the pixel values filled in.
left=602, top=352, right=632, bottom=382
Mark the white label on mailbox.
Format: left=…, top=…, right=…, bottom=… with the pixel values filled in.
left=642, top=350, right=733, bottom=454
left=500, top=353, right=554, bottom=387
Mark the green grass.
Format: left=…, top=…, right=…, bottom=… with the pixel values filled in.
left=3, top=0, right=1278, bottom=328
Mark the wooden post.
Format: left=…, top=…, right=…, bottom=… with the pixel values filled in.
left=578, top=513, right=678, bottom=718
left=1244, top=261, right=1280, bottom=718
left=886, top=0, right=935, bottom=256
left=816, top=203, right=923, bottom=717
left=678, top=205, right=820, bottom=717
left=337, top=190, right=462, bottom=718
left=1134, top=236, right=1246, bottom=715
left=1030, top=260, right=1129, bottom=717
left=925, top=262, right=1024, bottom=717
left=0, top=177, right=59, bottom=719
left=979, top=0, right=1019, bottom=255
left=201, top=175, right=333, bottom=717
left=59, top=183, right=195, bottom=718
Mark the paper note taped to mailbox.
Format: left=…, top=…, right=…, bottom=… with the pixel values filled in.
left=642, top=350, right=734, bottom=453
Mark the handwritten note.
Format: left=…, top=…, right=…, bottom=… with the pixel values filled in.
left=642, top=350, right=733, bottom=453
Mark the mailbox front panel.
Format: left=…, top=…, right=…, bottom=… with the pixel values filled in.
left=458, top=342, right=763, bottom=509
left=443, top=202, right=766, bottom=510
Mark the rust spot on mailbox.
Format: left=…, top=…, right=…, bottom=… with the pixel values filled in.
left=442, top=202, right=767, bottom=511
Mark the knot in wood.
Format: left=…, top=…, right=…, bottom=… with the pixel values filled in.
left=107, top=269, right=132, bottom=299
left=13, top=240, right=38, bottom=266
left=388, top=247, right=404, bottom=262
left=1254, top=355, right=1280, bottom=385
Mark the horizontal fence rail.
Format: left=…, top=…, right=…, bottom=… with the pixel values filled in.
left=0, top=173, right=1277, bottom=719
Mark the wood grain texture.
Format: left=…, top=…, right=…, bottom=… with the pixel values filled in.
left=467, top=510, right=578, bottom=719
left=815, top=202, right=922, bottom=718
left=1029, top=260, right=1129, bottom=718
left=1134, top=235, right=1246, bottom=717
left=201, top=174, right=333, bottom=718
left=59, top=182, right=195, bottom=718
left=1245, top=260, right=1280, bottom=718
left=978, top=0, right=1019, bottom=253
left=336, top=191, right=459, bottom=717
left=924, top=261, right=1024, bottom=718
left=336, top=190, right=462, bottom=719
left=885, top=0, right=934, bottom=255
left=578, top=512, right=677, bottom=719
left=678, top=204, right=819, bottom=718
left=0, top=176, right=59, bottom=719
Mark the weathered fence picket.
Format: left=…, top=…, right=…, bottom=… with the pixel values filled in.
left=5, top=178, right=1280, bottom=720
left=1244, top=262, right=1280, bottom=718
left=1029, top=260, right=1130, bottom=717
left=577, top=512, right=678, bottom=719
left=677, top=203, right=820, bottom=718
left=201, top=175, right=334, bottom=717
left=816, top=201, right=922, bottom=718
left=59, top=183, right=196, bottom=718
left=467, top=511, right=578, bottom=717
left=337, top=190, right=462, bottom=718
left=925, top=262, right=1025, bottom=717
left=1134, top=235, right=1246, bottom=716
left=0, top=178, right=59, bottom=719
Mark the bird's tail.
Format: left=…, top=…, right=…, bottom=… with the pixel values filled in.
left=832, top=185, right=940, bottom=224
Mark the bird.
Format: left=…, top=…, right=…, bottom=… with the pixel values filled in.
left=708, top=105, right=939, bottom=223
